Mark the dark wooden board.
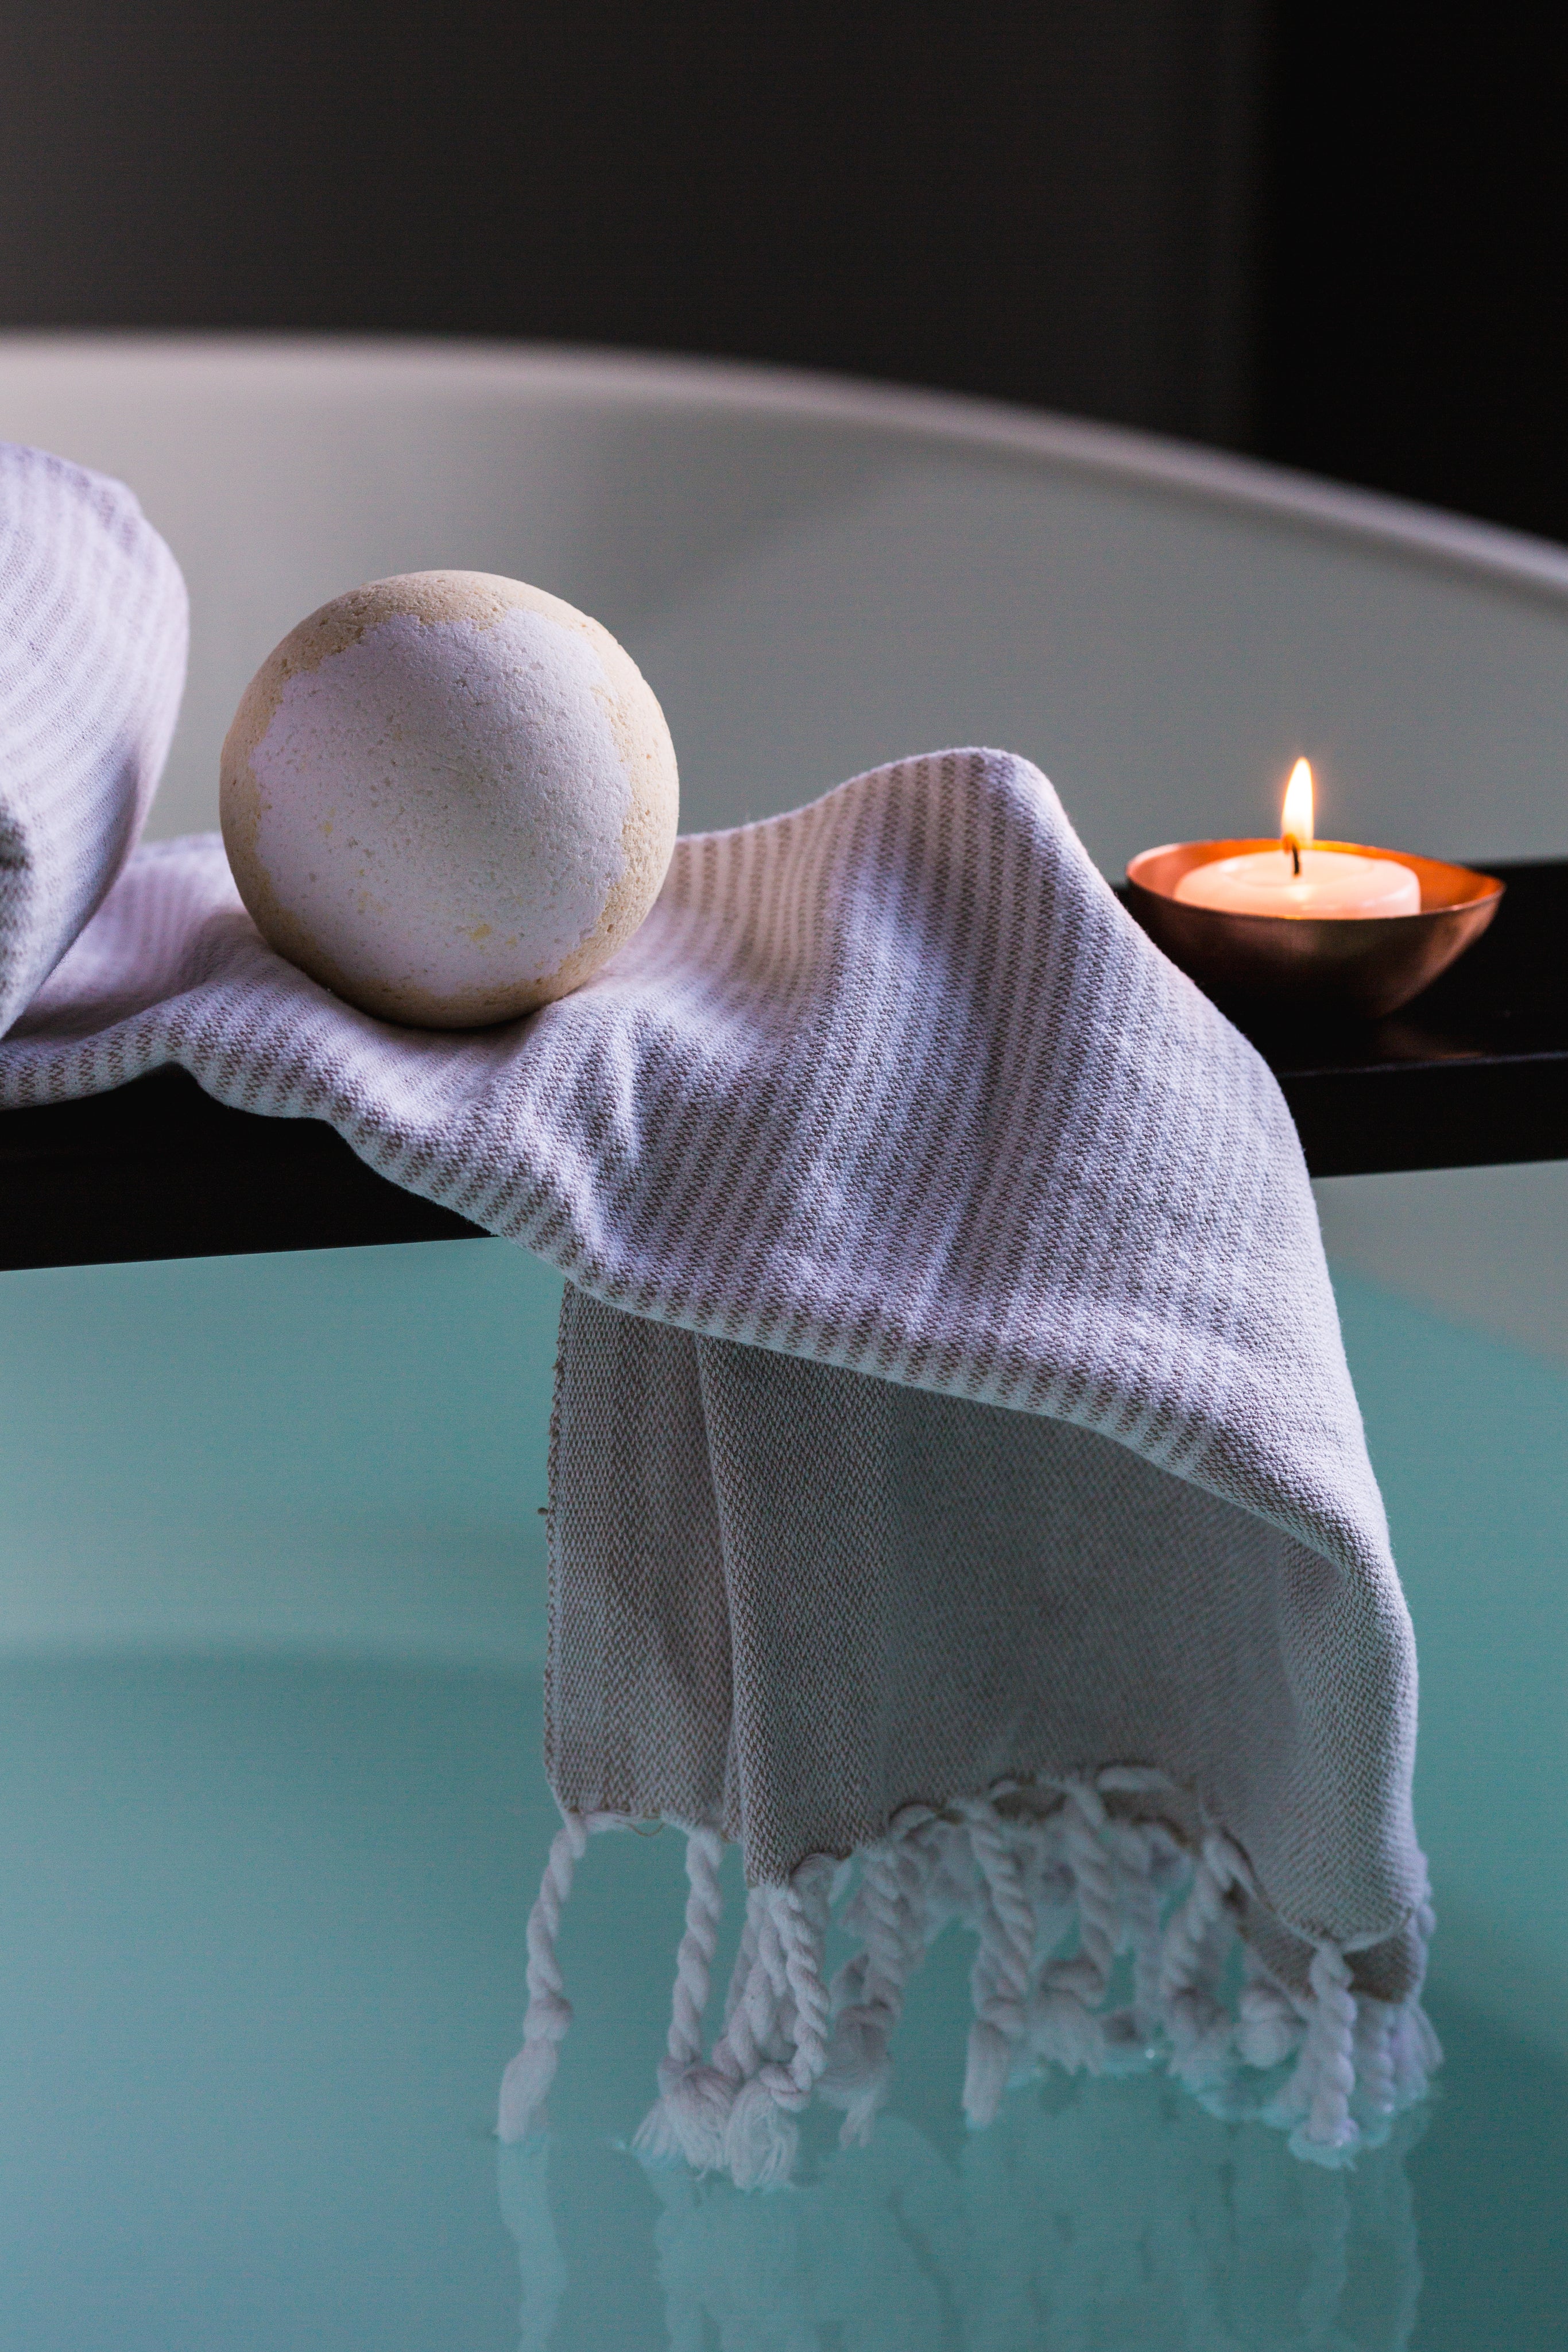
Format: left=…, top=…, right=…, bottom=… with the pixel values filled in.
left=1221, top=858, right=1568, bottom=1178
left=2, top=860, right=1563, bottom=1272
left=0, top=1070, right=484, bottom=1271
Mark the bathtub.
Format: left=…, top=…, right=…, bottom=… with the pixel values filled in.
left=0, top=337, right=1562, bottom=2349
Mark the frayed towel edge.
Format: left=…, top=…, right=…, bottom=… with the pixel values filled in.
left=497, top=1772, right=1438, bottom=2187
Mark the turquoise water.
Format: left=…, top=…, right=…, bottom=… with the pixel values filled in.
left=0, top=1659, right=1561, bottom=2350
left=1333, top=1275, right=1568, bottom=2041
left=0, top=1239, right=1563, bottom=2348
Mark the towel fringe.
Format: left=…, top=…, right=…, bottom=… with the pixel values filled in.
left=498, top=1774, right=1438, bottom=2184
left=495, top=1806, right=625, bottom=2142
left=631, top=1825, right=732, bottom=2171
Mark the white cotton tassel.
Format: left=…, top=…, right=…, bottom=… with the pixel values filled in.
left=719, top=1889, right=765, bottom=2045
left=633, top=1826, right=733, bottom=2170
left=955, top=1796, right=1036, bottom=2127
left=1113, top=1830, right=1167, bottom=2049
left=1352, top=1996, right=1399, bottom=2132
left=497, top=1809, right=616, bottom=2142
left=1287, top=1943, right=1362, bottom=2166
left=722, top=2080, right=798, bottom=2191
left=752, top=1887, right=796, bottom=2060
left=1158, top=1831, right=1239, bottom=2090
left=820, top=1816, right=930, bottom=2145
left=723, top=1859, right=837, bottom=2189
left=1032, top=1781, right=1118, bottom=2071
left=706, top=1888, right=781, bottom=2113
left=1387, top=1995, right=1442, bottom=2110
left=1385, top=1893, right=1442, bottom=2110
left=687, top=1891, right=783, bottom=2185
left=1237, top=1944, right=1305, bottom=2071
left=773, top=1865, right=835, bottom=2079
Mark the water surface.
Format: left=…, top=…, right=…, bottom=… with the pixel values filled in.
left=0, top=1657, right=1560, bottom=2351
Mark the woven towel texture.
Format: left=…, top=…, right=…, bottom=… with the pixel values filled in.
left=0, top=444, right=187, bottom=1037
left=3, top=749, right=1420, bottom=1964
left=549, top=1290, right=1419, bottom=1982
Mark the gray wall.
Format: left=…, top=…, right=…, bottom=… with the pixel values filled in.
left=0, top=0, right=1266, bottom=450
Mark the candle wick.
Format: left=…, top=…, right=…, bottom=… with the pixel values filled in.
left=1287, top=838, right=1302, bottom=877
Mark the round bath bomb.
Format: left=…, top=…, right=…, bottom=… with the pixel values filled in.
left=220, top=570, right=679, bottom=1027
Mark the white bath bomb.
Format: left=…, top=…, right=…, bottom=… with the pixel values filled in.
left=220, top=570, right=679, bottom=1027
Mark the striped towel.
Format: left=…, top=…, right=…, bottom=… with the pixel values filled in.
left=0, top=444, right=187, bottom=1038
left=0, top=447, right=1435, bottom=2180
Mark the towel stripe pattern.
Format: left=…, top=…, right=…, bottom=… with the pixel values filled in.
left=0, top=442, right=187, bottom=1038
left=0, top=745, right=1435, bottom=2173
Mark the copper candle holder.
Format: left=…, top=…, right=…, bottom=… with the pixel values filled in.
left=1125, top=840, right=1505, bottom=1020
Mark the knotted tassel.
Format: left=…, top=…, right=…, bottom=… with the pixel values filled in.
left=633, top=1825, right=734, bottom=2169
left=1159, top=1829, right=1242, bottom=2090
left=820, top=1813, right=932, bottom=2145
left=723, top=1859, right=837, bottom=2189
left=955, top=1795, right=1036, bottom=2126
left=1032, top=1780, right=1118, bottom=2071
left=1352, top=1995, right=1399, bottom=2127
left=1116, top=1831, right=1168, bottom=2050
left=1237, top=1944, right=1304, bottom=2071
left=1386, top=1893, right=1441, bottom=2110
left=706, top=1887, right=783, bottom=2114
left=497, top=1808, right=620, bottom=2141
left=1287, top=1943, right=1362, bottom=2165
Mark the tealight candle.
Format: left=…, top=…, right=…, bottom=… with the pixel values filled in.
left=1125, top=771, right=1503, bottom=1018
left=1174, top=761, right=1421, bottom=919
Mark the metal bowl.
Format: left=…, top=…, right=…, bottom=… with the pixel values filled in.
left=1124, top=840, right=1505, bottom=1020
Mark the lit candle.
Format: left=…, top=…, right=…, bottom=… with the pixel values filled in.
left=1174, top=762, right=1422, bottom=919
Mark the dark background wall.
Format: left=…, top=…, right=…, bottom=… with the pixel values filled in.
left=0, top=1, right=1562, bottom=543
left=1258, top=8, right=1568, bottom=545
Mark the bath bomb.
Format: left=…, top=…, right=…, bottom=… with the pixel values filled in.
left=220, top=571, right=679, bottom=1027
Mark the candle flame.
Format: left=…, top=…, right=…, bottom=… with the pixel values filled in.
left=1281, top=758, right=1314, bottom=852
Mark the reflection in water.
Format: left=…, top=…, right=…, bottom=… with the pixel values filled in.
left=497, top=2136, right=570, bottom=2352
left=500, top=2072, right=1421, bottom=2350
